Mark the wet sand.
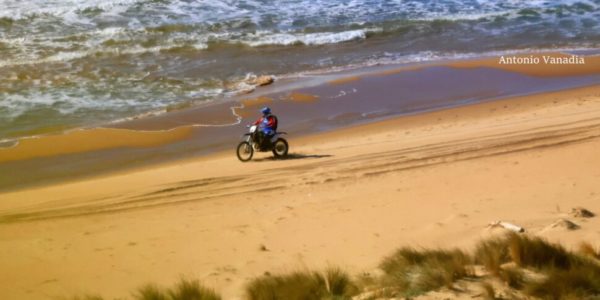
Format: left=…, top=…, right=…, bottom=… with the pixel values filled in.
left=1, top=83, right=600, bottom=299
left=1, top=52, right=600, bottom=191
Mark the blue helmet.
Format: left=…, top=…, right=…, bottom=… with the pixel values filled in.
left=261, top=106, right=271, bottom=115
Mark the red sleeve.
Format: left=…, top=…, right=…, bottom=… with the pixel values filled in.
left=266, top=116, right=275, bottom=127
left=253, top=117, right=262, bottom=125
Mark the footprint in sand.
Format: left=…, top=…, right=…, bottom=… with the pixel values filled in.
left=39, top=279, right=58, bottom=285
left=216, top=265, right=237, bottom=274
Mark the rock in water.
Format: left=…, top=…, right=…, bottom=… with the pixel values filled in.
left=254, top=75, right=274, bottom=86
left=570, top=207, right=595, bottom=218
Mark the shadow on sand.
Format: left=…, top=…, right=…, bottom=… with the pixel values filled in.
left=253, top=153, right=333, bottom=162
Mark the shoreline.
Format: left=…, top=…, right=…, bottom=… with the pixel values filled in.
left=1, top=80, right=600, bottom=299
left=1, top=51, right=600, bottom=191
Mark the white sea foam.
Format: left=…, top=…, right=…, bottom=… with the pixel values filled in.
left=0, top=0, right=140, bottom=20
left=1, top=0, right=597, bottom=67
left=243, top=29, right=378, bottom=47
left=0, top=27, right=373, bottom=67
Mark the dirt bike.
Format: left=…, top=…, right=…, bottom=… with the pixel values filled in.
left=236, top=125, right=289, bottom=162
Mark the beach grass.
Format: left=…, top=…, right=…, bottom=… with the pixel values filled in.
left=498, top=265, right=525, bottom=289
left=474, top=233, right=600, bottom=299
left=69, top=233, right=600, bottom=300
left=507, top=233, right=575, bottom=270
left=135, top=284, right=169, bottom=300
left=378, top=247, right=472, bottom=297
left=69, top=279, right=220, bottom=300
left=524, top=264, right=600, bottom=299
left=474, top=236, right=511, bottom=276
left=134, top=279, right=221, bottom=300
left=479, top=281, right=496, bottom=300
left=372, top=233, right=600, bottom=299
left=578, top=241, right=600, bottom=260
left=245, top=267, right=358, bottom=300
left=69, top=295, right=104, bottom=300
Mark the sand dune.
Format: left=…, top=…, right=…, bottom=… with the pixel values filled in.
left=1, top=85, right=600, bottom=299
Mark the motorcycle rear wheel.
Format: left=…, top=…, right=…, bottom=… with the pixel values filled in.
left=236, top=141, right=254, bottom=162
left=272, top=138, right=289, bottom=158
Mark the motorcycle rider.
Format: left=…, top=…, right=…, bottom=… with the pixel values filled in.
left=253, top=106, right=278, bottom=148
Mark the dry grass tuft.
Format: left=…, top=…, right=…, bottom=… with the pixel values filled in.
left=168, top=279, right=221, bottom=300
left=479, top=281, right=496, bottom=300
left=498, top=266, right=525, bottom=289
left=524, top=264, right=600, bottom=300
left=378, top=247, right=472, bottom=296
left=578, top=242, right=600, bottom=260
left=501, top=235, right=600, bottom=299
left=135, top=284, right=169, bottom=300
left=507, top=233, right=574, bottom=270
left=376, top=234, right=600, bottom=299
left=325, top=267, right=360, bottom=296
left=69, top=295, right=105, bottom=300
left=70, top=279, right=220, bottom=300
left=134, top=279, right=220, bottom=300
left=245, top=267, right=358, bottom=300
left=474, top=237, right=511, bottom=275
left=473, top=236, right=525, bottom=289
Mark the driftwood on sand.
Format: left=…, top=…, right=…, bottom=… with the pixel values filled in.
left=488, top=221, right=525, bottom=233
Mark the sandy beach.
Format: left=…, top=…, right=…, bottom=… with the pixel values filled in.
left=4, top=1, right=600, bottom=298
left=2, top=75, right=600, bottom=298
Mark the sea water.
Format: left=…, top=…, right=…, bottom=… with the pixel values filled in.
left=1, top=0, right=599, bottom=140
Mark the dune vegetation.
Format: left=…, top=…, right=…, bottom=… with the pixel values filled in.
left=245, top=267, right=358, bottom=300
left=71, top=233, right=600, bottom=300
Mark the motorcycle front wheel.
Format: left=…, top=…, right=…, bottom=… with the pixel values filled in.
left=272, top=138, right=289, bottom=158
left=236, top=141, right=254, bottom=162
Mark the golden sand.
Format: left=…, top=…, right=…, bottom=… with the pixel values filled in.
left=1, top=84, right=600, bottom=299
